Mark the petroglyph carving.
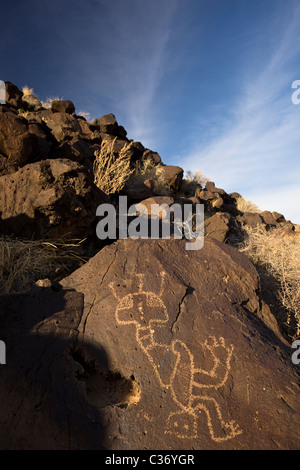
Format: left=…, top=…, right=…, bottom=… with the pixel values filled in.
left=110, top=273, right=242, bottom=442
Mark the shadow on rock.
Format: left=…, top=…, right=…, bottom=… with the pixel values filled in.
left=0, top=284, right=132, bottom=449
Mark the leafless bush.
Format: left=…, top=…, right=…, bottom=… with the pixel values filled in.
left=180, top=170, right=210, bottom=197
left=236, top=196, right=261, bottom=213
left=0, top=236, right=85, bottom=294
left=126, top=160, right=172, bottom=195
left=93, top=137, right=134, bottom=195
left=239, top=225, right=300, bottom=338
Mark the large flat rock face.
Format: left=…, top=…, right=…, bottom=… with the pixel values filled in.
left=60, top=238, right=299, bottom=450
left=0, top=238, right=299, bottom=449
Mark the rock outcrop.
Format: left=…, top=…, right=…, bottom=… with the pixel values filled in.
left=0, top=108, right=37, bottom=165
left=0, top=81, right=299, bottom=451
left=0, top=237, right=298, bottom=449
left=0, top=158, right=108, bottom=239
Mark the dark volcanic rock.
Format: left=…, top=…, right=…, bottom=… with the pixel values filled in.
left=27, top=120, right=52, bottom=157
left=51, top=99, right=75, bottom=114
left=204, top=212, right=232, bottom=242
left=5, top=81, right=23, bottom=108
left=21, top=92, right=43, bottom=111
left=237, top=212, right=265, bottom=228
left=0, top=153, right=17, bottom=176
left=92, top=113, right=120, bottom=135
left=272, top=211, right=285, bottom=223
left=0, top=288, right=104, bottom=449
left=0, top=238, right=298, bottom=449
left=123, top=183, right=154, bottom=202
left=0, top=109, right=36, bottom=165
left=205, top=181, right=226, bottom=195
left=39, top=111, right=83, bottom=143
left=158, top=165, right=183, bottom=191
left=57, top=238, right=298, bottom=449
left=0, top=158, right=108, bottom=239
left=260, top=211, right=278, bottom=227
left=57, top=137, right=94, bottom=161
left=142, top=149, right=162, bottom=165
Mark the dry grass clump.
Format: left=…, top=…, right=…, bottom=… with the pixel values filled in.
left=185, top=170, right=210, bottom=186
left=0, top=236, right=85, bottom=295
left=236, top=196, right=261, bottom=213
left=127, top=160, right=174, bottom=196
left=239, top=225, right=300, bottom=338
left=180, top=170, right=210, bottom=197
left=22, top=85, right=35, bottom=97
left=93, top=137, right=134, bottom=195
left=77, top=111, right=91, bottom=121
left=40, top=96, right=63, bottom=109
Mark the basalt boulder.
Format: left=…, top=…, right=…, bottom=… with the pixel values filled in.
left=5, top=81, right=23, bottom=108
left=91, top=113, right=125, bottom=138
left=204, top=212, right=232, bottom=243
left=157, top=165, right=183, bottom=191
left=38, top=110, right=85, bottom=143
left=51, top=99, right=75, bottom=114
left=0, top=237, right=298, bottom=449
left=0, top=108, right=37, bottom=165
left=0, top=158, right=109, bottom=239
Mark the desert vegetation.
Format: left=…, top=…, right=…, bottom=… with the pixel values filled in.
left=1, top=81, right=299, bottom=343
left=93, top=137, right=134, bottom=195
left=1, top=81, right=300, bottom=450
left=0, top=236, right=85, bottom=294
left=126, top=159, right=173, bottom=195
left=239, top=225, right=300, bottom=339
left=236, top=196, right=261, bottom=213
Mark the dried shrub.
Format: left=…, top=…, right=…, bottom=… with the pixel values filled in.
left=22, top=85, right=35, bottom=97
left=40, top=96, right=63, bottom=109
left=93, top=137, right=134, bottom=195
left=0, top=236, right=85, bottom=294
left=180, top=170, right=210, bottom=197
left=236, top=196, right=261, bottom=213
left=127, top=160, right=179, bottom=196
left=239, top=225, right=300, bottom=339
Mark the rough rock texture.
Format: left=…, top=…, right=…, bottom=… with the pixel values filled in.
left=92, top=113, right=120, bottom=135
left=0, top=158, right=108, bottom=239
left=0, top=109, right=36, bottom=165
left=21, top=91, right=43, bottom=111
left=142, top=149, right=162, bottom=165
left=39, top=111, right=85, bottom=143
left=57, top=137, right=94, bottom=161
left=237, top=212, right=265, bottom=228
left=0, top=238, right=297, bottom=449
left=0, top=154, right=17, bottom=176
left=272, top=211, right=285, bottom=223
left=139, top=196, right=175, bottom=215
left=204, top=213, right=232, bottom=243
left=158, top=165, right=183, bottom=191
left=51, top=99, right=75, bottom=114
left=123, top=183, right=154, bottom=202
left=5, top=81, right=23, bottom=108
left=260, top=211, right=278, bottom=227
left=205, top=181, right=226, bottom=195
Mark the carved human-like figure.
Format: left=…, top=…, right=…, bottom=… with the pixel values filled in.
left=110, top=273, right=242, bottom=442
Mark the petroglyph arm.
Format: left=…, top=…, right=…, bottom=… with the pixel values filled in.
left=193, top=336, right=234, bottom=389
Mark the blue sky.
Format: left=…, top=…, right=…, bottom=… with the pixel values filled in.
left=1, top=0, right=299, bottom=223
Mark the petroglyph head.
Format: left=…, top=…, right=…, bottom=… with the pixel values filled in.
left=110, top=272, right=169, bottom=328
left=114, top=291, right=168, bottom=327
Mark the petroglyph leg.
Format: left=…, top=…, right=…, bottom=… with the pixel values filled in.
left=192, top=395, right=242, bottom=442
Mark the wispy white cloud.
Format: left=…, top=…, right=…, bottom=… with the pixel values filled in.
left=179, top=3, right=300, bottom=224
left=94, top=0, right=179, bottom=148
